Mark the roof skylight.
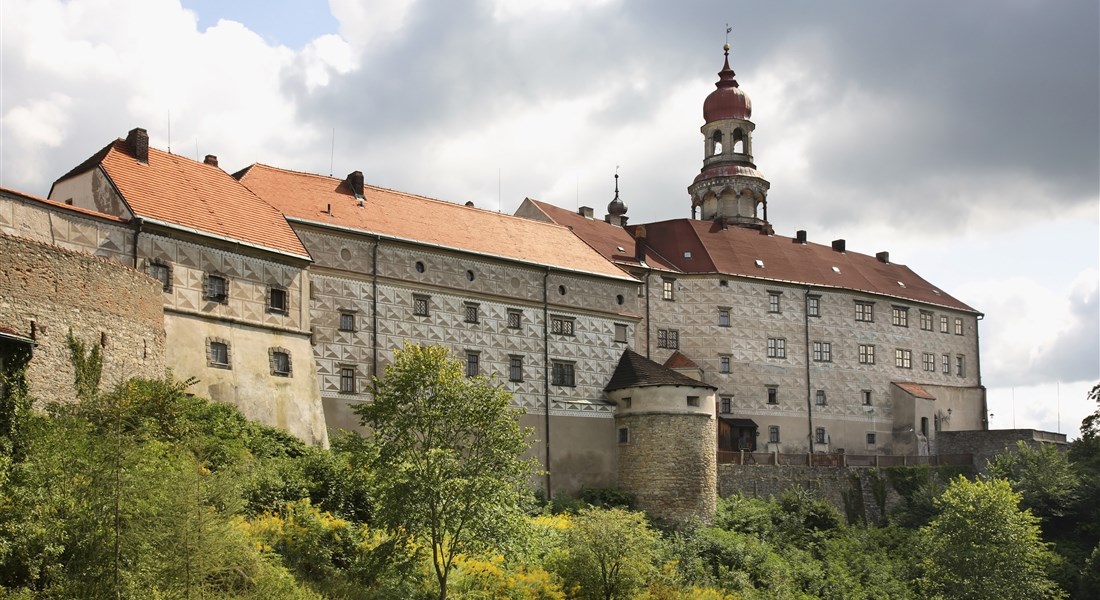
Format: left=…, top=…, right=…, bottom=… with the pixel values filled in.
left=831, top=266, right=841, bottom=274
left=754, top=259, right=764, bottom=268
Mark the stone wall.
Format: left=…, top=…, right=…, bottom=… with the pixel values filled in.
left=937, top=429, right=1067, bottom=474
left=0, top=233, right=166, bottom=405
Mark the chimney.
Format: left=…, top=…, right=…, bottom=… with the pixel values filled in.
left=579, top=206, right=594, bottom=218
left=795, top=230, right=807, bottom=243
left=464, top=201, right=475, bottom=208
left=345, top=170, right=365, bottom=199
left=876, top=251, right=890, bottom=264
left=831, top=239, right=846, bottom=253
left=633, top=225, right=647, bottom=262
left=126, top=127, right=149, bottom=163
left=203, top=154, right=218, bottom=167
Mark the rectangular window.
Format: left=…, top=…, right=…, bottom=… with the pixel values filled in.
left=507, top=309, right=522, bottom=329
left=718, top=308, right=730, bottom=327
left=807, top=295, right=820, bottom=317
left=862, top=390, right=872, bottom=406
left=687, top=396, right=700, bottom=407
left=466, top=352, right=479, bottom=377
left=208, top=341, right=229, bottom=368
left=942, top=354, right=950, bottom=374
left=204, top=274, right=228, bottom=303
left=892, top=306, right=909, bottom=327
left=509, top=355, right=523, bottom=382
left=815, top=390, right=827, bottom=406
left=922, top=352, right=936, bottom=372
left=614, top=323, right=628, bottom=344
left=858, top=344, right=875, bottom=365
left=768, top=291, right=781, bottom=313
left=339, top=312, right=356, bottom=332
left=339, top=367, right=356, bottom=393
left=719, top=356, right=730, bottom=373
left=148, top=262, right=171, bottom=292
left=720, top=396, right=731, bottom=414
left=618, top=427, right=629, bottom=444
left=413, top=294, right=430, bottom=316
left=622, top=397, right=632, bottom=409
left=940, top=315, right=950, bottom=333
left=464, top=302, right=479, bottom=324
left=855, top=301, right=874, bottom=322
left=271, top=350, right=291, bottom=376
left=920, top=310, right=934, bottom=331
left=956, top=355, right=965, bottom=377
left=866, top=432, right=877, bottom=446
left=767, top=386, right=778, bottom=404
left=268, top=287, right=289, bottom=314
left=662, top=279, right=675, bottom=301
left=551, top=316, right=575, bottom=336
left=551, top=361, right=575, bottom=387
left=895, top=348, right=912, bottom=369
left=768, top=425, right=780, bottom=443
left=766, top=337, right=786, bottom=359
left=816, top=427, right=827, bottom=444
left=954, top=318, right=964, bottom=335
left=812, top=341, right=832, bottom=362
left=657, top=329, right=679, bottom=350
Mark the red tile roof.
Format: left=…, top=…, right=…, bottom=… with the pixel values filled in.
left=663, top=351, right=701, bottom=370
left=606, top=349, right=715, bottom=392
left=55, top=141, right=310, bottom=259
left=1, top=186, right=128, bottom=223
left=520, top=199, right=680, bottom=272
left=237, top=164, right=634, bottom=281
left=893, top=382, right=936, bottom=400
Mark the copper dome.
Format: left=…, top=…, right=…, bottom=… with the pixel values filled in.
left=703, top=45, right=751, bottom=122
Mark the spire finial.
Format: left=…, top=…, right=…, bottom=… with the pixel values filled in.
left=725, top=24, right=732, bottom=51
left=607, top=167, right=627, bottom=217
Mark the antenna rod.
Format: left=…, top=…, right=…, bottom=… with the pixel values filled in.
left=329, top=128, right=335, bottom=177
left=167, top=109, right=172, bottom=154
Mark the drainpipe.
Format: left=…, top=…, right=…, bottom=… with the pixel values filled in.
left=805, top=287, right=815, bottom=454
left=131, top=217, right=143, bottom=269
left=371, top=236, right=379, bottom=384
left=543, top=267, right=552, bottom=497
left=976, top=314, right=986, bottom=430
left=644, top=270, right=651, bottom=359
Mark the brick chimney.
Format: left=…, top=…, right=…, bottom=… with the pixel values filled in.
left=346, top=171, right=365, bottom=199
left=126, top=127, right=149, bottom=163
left=831, top=239, right=846, bottom=253
left=794, top=230, right=807, bottom=244
left=578, top=206, right=594, bottom=218
left=633, top=225, right=647, bottom=263
left=876, top=251, right=890, bottom=263
left=203, top=155, right=219, bottom=167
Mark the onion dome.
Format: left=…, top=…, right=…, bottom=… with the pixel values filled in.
left=607, top=173, right=627, bottom=216
left=702, top=43, right=751, bottom=122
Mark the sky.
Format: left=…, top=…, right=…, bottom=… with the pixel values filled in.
left=2, top=0, right=1097, bottom=436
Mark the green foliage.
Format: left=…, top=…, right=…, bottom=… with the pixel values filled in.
left=917, top=476, right=1066, bottom=599
left=1079, top=383, right=1100, bottom=440
left=548, top=507, right=660, bottom=600
left=578, top=487, right=636, bottom=510
left=988, top=440, right=1080, bottom=521
left=355, top=343, right=538, bottom=599
left=66, top=329, right=103, bottom=401
left=884, top=465, right=969, bottom=528
left=841, top=473, right=866, bottom=525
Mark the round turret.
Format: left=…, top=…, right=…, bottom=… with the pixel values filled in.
left=703, top=43, right=752, bottom=121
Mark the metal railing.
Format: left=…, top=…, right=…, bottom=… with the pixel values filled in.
left=717, top=451, right=973, bottom=468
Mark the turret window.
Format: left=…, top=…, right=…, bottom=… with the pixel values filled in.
left=711, top=130, right=723, bottom=155
left=732, top=128, right=745, bottom=154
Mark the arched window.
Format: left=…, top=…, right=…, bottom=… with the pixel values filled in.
left=920, top=417, right=929, bottom=437
left=711, top=130, right=723, bottom=155
left=732, top=128, right=745, bottom=154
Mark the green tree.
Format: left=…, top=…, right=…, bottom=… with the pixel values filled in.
left=549, top=507, right=660, bottom=600
left=66, top=329, right=103, bottom=401
left=988, top=440, right=1080, bottom=522
left=918, top=476, right=1065, bottom=599
left=1080, top=382, right=1100, bottom=440
left=354, top=343, right=537, bottom=600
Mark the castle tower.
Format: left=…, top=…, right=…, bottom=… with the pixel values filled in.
left=688, top=43, right=771, bottom=230
left=606, top=349, right=717, bottom=526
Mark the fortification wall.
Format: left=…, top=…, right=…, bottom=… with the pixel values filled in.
left=0, top=233, right=166, bottom=404
left=937, top=429, right=1067, bottom=473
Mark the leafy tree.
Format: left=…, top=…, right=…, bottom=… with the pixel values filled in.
left=1079, top=383, right=1100, bottom=440
left=549, top=507, right=660, bottom=600
left=917, top=476, right=1065, bottom=599
left=988, top=440, right=1080, bottom=522
left=354, top=343, right=537, bottom=600
left=66, top=329, right=103, bottom=401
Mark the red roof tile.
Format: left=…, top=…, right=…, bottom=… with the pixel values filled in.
left=57, top=141, right=310, bottom=259
left=237, top=164, right=633, bottom=281
left=893, top=382, right=936, bottom=400
left=663, top=351, right=701, bottom=370
left=606, top=349, right=715, bottom=392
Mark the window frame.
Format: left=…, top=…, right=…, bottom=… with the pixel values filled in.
left=507, top=309, right=522, bottom=329
left=208, top=340, right=230, bottom=368
left=812, top=341, right=832, bottom=362
left=866, top=432, right=877, bottom=446
left=339, top=367, right=356, bottom=393
left=719, top=355, right=731, bottom=374
left=551, top=316, right=575, bottom=336
left=855, top=301, right=874, bottom=322
left=465, top=351, right=480, bottom=377
left=861, top=390, right=872, bottom=406
left=768, top=425, right=780, bottom=443
left=657, top=328, right=679, bottom=350
left=718, top=308, right=731, bottom=327
left=940, top=315, right=950, bottom=333
left=807, top=295, right=821, bottom=317
left=766, top=337, right=786, bottom=359
left=942, top=354, right=950, bottom=375
left=148, top=261, right=172, bottom=292
left=954, top=318, right=964, bottom=336
left=895, top=348, right=912, bottom=369
left=956, top=355, right=965, bottom=377
left=268, top=286, right=289, bottom=315
left=815, top=389, right=827, bottom=406
left=815, top=427, right=827, bottom=445
left=551, top=361, right=576, bottom=387
left=270, top=349, right=291, bottom=377
left=891, top=306, right=909, bottom=327
left=768, top=291, right=781, bottom=314
left=339, top=312, right=356, bottom=332
left=920, top=310, right=934, bottom=331
left=720, top=396, right=732, bottom=414
left=662, top=279, right=675, bottom=301
left=614, top=323, right=628, bottom=344
left=464, top=302, right=480, bottom=324
left=203, top=273, right=229, bottom=303
left=508, top=355, right=524, bottom=383
left=413, top=294, right=430, bottom=317
left=767, top=386, right=778, bottom=405
left=858, top=344, right=875, bottom=365
left=922, top=352, right=936, bottom=372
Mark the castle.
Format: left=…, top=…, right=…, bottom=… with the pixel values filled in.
left=0, top=46, right=986, bottom=523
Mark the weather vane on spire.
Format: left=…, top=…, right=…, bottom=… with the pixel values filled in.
left=725, top=24, right=732, bottom=43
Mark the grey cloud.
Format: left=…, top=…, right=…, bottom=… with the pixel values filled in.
left=1032, top=281, right=1100, bottom=383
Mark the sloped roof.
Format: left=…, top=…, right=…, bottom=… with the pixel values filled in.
left=605, top=348, right=716, bottom=392
left=663, top=350, right=701, bottom=370
left=1, top=186, right=128, bottom=223
left=55, top=140, right=310, bottom=259
left=236, top=164, right=634, bottom=281
left=623, top=218, right=976, bottom=312
left=520, top=199, right=679, bottom=272
left=893, top=382, right=936, bottom=400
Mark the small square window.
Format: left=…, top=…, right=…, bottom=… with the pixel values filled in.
left=509, top=355, right=523, bottom=382
left=662, top=279, right=675, bottom=301
left=812, top=341, right=831, bottom=362
left=614, top=323, right=628, bottom=343
left=768, top=425, right=780, bottom=443
left=766, top=337, right=786, bottom=359
left=719, top=356, right=731, bottom=373
left=464, top=303, right=479, bottom=324
left=339, top=367, right=356, bottom=393
left=687, top=396, right=700, bottom=407
left=720, top=396, right=731, bottom=414
left=895, top=349, right=912, bottom=369
left=892, top=306, right=909, bottom=327
left=767, top=387, right=778, bottom=404
left=866, top=432, right=877, bottom=446
left=466, top=352, right=480, bottom=377
left=718, top=308, right=730, bottom=327
left=507, top=309, right=522, bottom=329
left=855, top=301, right=874, bottom=322
left=815, top=390, right=827, bottom=406
left=271, top=350, right=291, bottom=377
left=413, top=295, right=430, bottom=316
left=148, top=262, right=171, bottom=292
left=551, top=316, right=575, bottom=336
left=208, top=341, right=229, bottom=368
left=861, top=390, right=872, bottom=406
left=768, top=292, right=781, bottom=313
left=551, top=361, right=575, bottom=387
left=657, top=329, right=679, bottom=350
left=618, top=427, right=629, bottom=444
left=622, top=397, right=632, bottom=409
left=339, top=312, right=356, bottom=332
left=204, top=274, right=228, bottom=303
left=268, top=287, right=289, bottom=314
left=807, top=296, right=820, bottom=317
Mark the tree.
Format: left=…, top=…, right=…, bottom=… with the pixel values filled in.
left=354, top=343, right=537, bottom=600
left=917, top=476, right=1065, bottom=599
left=549, top=507, right=660, bottom=600
left=1080, top=382, right=1100, bottom=440
left=988, top=440, right=1080, bottom=522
